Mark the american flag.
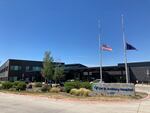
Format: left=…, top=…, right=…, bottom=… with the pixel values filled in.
left=101, top=44, right=112, bottom=51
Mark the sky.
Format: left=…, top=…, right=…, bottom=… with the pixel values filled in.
left=0, top=0, right=150, bottom=67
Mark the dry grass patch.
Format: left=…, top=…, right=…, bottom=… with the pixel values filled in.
left=0, top=90, right=148, bottom=102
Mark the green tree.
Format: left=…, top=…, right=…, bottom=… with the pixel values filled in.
left=53, top=66, right=64, bottom=83
left=42, top=51, right=54, bottom=82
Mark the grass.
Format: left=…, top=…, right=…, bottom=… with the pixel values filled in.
left=0, top=90, right=148, bottom=102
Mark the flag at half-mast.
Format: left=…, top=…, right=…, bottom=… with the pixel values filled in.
left=126, top=42, right=137, bottom=50
left=101, top=44, right=112, bottom=51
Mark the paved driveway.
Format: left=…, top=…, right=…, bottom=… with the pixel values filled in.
left=0, top=85, right=149, bottom=113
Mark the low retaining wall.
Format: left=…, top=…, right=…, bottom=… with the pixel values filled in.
left=92, top=83, right=135, bottom=96
left=135, top=84, right=150, bottom=94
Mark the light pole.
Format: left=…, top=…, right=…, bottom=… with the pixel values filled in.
left=146, top=69, right=150, bottom=84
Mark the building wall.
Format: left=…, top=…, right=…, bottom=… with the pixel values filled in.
left=8, top=59, right=65, bottom=82
left=0, top=59, right=150, bottom=83
left=119, top=62, right=150, bottom=83
left=0, top=60, right=9, bottom=80
left=129, top=66, right=150, bottom=83
left=65, top=66, right=126, bottom=83
left=8, top=59, right=43, bottom=81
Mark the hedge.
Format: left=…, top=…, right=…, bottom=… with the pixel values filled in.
left=2, top=82, right=13, bottom=89
left=16, top=82, right=26, bottom=91
left=2, top=81, right=26, bottom=91
left=41, top=85, right=51, bottom=92
left=13, top=81, right=21, bottom=88
left=64, top=81, right=92, bottom=93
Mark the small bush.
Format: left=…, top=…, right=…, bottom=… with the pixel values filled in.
left=16, top=82, right=26, bottom=91
left=34, top=82, right=42, bottom=87
left=2, top=82, right=13, bottom=89
left=78, top=88, right=85, bottom=96
left=79, top=88, right=91, bottom=97
left=70, top=88, right=80, bottom=96
left=8, top=88, right=16, bottom=91
left=32, top=88, right=42, bottom=93
left=69, top=88, right=76, bottom=94
left=50, top=87, right=61, bottom=93
left=41, top=85, right=50, bottom=92
left=70, top=88, right=91, bottom=97
left=64, top=81, right=91, bottom=93
left=0, top=84, right=2, bottom=90
left=13, top=81, right=20, bottom=88
left=64, top=81, right=80, bottom=93
left=81, top=82, right=92, bottom=90
left=59, top=87, right=65, bottom=92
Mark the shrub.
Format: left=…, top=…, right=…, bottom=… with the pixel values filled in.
left=32, top=87, right=42, bottom=93
left=70, top=88, right=80, bottom=96
left=59, top=87, right=65, bottom=92
left=64, top=81, right=80, bottom=93
left=64, top=81, right=92, bottom=93
left=50, top=87, right=61, bottom=93
left=41, top=85, right=50, bottom=92
left=13, top=81, right=21, bottom=88
left=8, top=88, right=16, bottom=91
left=81, top=82, right=92, bottom=90
left=69, top=88, right=76, bottom=94
left=2, top=82, right=13, bottom=89
left=0, top=84, right=2, bottom=90
left=70, top=88, right=91, bottom=97
left=78, top=88, right=85, bottom=96
left=16, top=82, right=26, bottom=91
left=64, top=82, right=75, bottom=93
left=11, top=81, right=27, bottom=91
left=79, top=88, right=91, bottom=97
left=34, top=82, right=42, bottom=87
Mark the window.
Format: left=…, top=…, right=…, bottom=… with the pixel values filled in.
left=83, top=72, right=88, bottom=76
left=9, top=76, right=17, bottom=81
left=89, top=72, right=92, bottom=75
left=26, top=66, right=30, bottom=71
left=10, top=66, right=21, bottom=71
left=32, top=66, right=41, bottom=71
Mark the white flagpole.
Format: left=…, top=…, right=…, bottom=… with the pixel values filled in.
left=98, top=19, right=103, bottom=83
left=121, top=15, right=129, bottom=83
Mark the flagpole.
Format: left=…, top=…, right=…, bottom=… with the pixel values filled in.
left=121, top=15, right=129, bottom=83
left=98, top=19, right=103, bottom=83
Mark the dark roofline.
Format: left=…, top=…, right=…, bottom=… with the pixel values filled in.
left=8, top=59, right=43, bottom=63
left=1, top=59, right=150, bottom=69
left=64, top=65, right=125, bottom=72
left=88, top=66, right=124, bottom=70
left=118, top=61, right=150, bottom=67
left=88, top=65, right=118, bottom=69
left=8, top=59, right=64, bottom=64
left=0, top=59, right=65, bottom=68
left=65, top=63, right=87, bottom=67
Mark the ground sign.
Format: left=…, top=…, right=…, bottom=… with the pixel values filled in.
left=92, top=83, right=135, bottom=96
